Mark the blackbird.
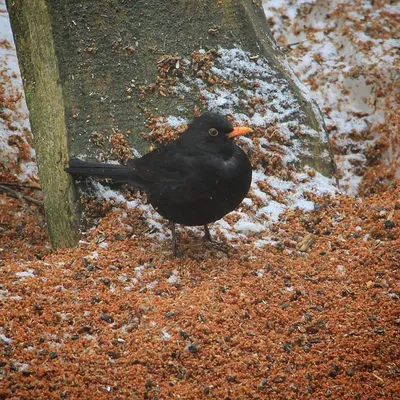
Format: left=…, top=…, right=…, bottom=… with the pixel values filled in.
left=65, top=112, right=253, bottom=255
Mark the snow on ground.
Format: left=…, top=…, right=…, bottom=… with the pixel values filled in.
left=262, top=0, right=400, bottom=194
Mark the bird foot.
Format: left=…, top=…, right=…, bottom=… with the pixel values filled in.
left=172, top=245, right=182, bottom=257
left=202, top=233, right=212, bottom=243
left=204, top=240, right=232, bottom=254
left=202, top=225, right=212, bottom=242
left=170, top=222, right=182, bottom=257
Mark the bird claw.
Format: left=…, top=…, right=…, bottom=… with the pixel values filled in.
left=172, top=245, right=182, bottom=257
left=202, top=233, right=212, bottom=242
left=202, top=224, right=212, bottom=242
left=204, top=240, right=233, bottom=255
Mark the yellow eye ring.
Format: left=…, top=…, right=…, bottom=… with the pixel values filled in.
left=209, top=128, right=219, bottom=136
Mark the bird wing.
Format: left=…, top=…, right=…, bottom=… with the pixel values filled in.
left=157, top=169, right=216, bottom=204
left=132, top=143, right=219, bottom=204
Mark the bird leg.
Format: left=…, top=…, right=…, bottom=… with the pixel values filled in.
left=170, top=222, right=180, bottom=257
left=203, top=224, right=212, bottom=242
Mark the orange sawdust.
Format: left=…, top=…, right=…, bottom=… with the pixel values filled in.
left=1, top=186, right=399, bottom=399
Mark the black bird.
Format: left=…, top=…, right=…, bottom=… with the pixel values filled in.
left=65, top=112, right=253, bottom=255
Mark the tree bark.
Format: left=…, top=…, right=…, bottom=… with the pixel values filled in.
left=6, top=0, right=80, bottom=248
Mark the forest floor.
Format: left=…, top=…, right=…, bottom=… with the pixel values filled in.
left=1, top=0, right=399, bottom=399
left=0, top=185, right=399, bottom=399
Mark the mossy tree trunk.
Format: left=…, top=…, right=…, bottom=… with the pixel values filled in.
left=6, top=0, right=80, bottom=248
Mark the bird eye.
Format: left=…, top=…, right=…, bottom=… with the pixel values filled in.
left=209, top=128, right=219, bottom=137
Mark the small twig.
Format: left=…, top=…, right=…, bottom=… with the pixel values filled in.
left=0, top=185, right=43, bottom=208
left=0, top=182, right=42, bottom=191
left=372, top=373, right=384, bottom=382
left=296, top=233, right=316, bottom=252
left=21, top=194, right=43, bottom=208
left=287, top=39, right=309, bottom=48
left=263, top=144, right=286, bottom=155
left=0, top=185, right=45, bottom=228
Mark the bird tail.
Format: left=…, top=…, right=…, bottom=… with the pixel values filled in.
left=65, top=158, right=148, bottom=189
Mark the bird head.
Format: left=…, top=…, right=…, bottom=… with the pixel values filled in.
left=183, top=112, right=252, bottom=154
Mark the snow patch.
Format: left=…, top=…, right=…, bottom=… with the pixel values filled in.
left=15, top=269, right=35, bottom=278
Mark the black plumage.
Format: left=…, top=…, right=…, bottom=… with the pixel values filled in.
left=66, top=112, right=253, bottom=255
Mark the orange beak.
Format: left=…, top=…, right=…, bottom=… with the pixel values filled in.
left=226, top=126, right=253, bottom=138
